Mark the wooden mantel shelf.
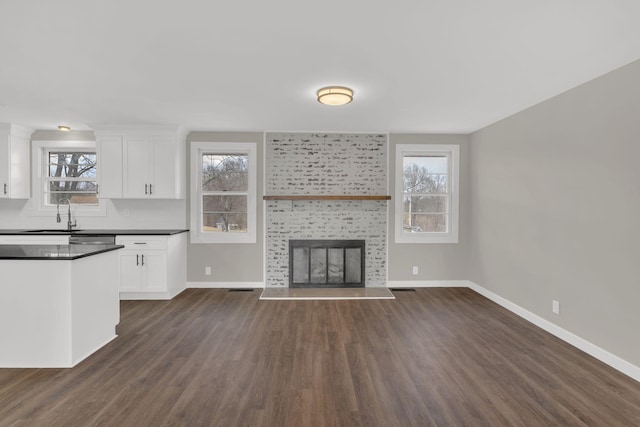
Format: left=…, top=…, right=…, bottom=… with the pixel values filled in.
left=263, top=195, right=391, bottom=201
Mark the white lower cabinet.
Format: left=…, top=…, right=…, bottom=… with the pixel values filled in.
left=116, top=233, right=186, bottom=300
left=119, top=250, right=167, bottom=292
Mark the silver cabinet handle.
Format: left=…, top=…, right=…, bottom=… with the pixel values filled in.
left=149, top=184, right=152, bottom=195
left=136, top=254, right=139, bottom=266
left=144, top=184, right=148, bottom=195
left=3, top=183, right=7, bottom=194
left=141, top=254, right=145, bottom=266
left=96, top=184, right=99, bottom=195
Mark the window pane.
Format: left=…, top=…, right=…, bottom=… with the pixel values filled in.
left=404, top=155, right=447, bottom=173
left=203, top=194, right=247, bottom=213
left=49, top=181, right=97, bottom=192
left=47, top=180, right=98, bottom=206
left=202, top=154, right=248, bottom=192
left=403, top=214, right=448, bottom=233
left=396, top=145, right=459, bottom=243
left=202, top=213, right=247, bottom=232
left=48, top=152, right=96, bottom=178
left=403, top=195, right=448, bottom=213
left=403, top=155, right=448, bottom=194
left=47, top=193, right=98, bottom=205
left=202, top=194, right=247, bottom=232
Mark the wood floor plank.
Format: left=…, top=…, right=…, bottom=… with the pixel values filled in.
left=1, top=288, right=639, bottom=426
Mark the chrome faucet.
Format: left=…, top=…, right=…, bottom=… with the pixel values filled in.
left=56, top=198, right=77, bottom=231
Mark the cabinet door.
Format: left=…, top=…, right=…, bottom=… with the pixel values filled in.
left=96, top=136, right=123, bottom=199
left=142, top=251, right=167, bottom=291
left=149, top=137, right=177, bottom=199
left=0, top=133, right=29, bottom=199
left=119, top=251, right=143, bottom=291
left=122, top=137, right=151, bottom=198
left=0, top=135, right=9, bottom=198
left=9, top=134, right=30, bottom=199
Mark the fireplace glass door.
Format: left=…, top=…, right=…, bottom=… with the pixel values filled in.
left=290, top=240, right=365, bottom=288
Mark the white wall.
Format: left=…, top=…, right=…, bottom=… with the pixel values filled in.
left=469, top=59, right=640, bottom=367
left=0, top=198, right=186, bottom=230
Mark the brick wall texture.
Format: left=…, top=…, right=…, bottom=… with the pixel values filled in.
left=265, top=133, right=388, bottom=287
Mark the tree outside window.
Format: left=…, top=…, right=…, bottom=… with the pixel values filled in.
left=46, top=151, right=97, bottom=205
left=402, top=155, right=449, bottom=233
left=396, top=144, right=459, bottom=244
left=201, top=153, right=249, bottom=233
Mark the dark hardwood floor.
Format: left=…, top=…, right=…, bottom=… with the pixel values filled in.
left=1, top=288, right=639, bottom=426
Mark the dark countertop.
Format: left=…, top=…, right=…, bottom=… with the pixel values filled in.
left=0, top=229, right=188, bottom=236
left=0, top=244, right=125, bottom=260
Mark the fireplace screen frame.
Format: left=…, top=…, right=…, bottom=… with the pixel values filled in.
left=289, top=239, right=365, bottom=288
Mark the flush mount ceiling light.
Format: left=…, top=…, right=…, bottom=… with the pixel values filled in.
left=57, top=125, right=71, bottom=132
left=317, top=86, right=353, bottom=106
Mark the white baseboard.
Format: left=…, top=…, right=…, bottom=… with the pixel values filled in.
left=120, top=292, right=173, bottom=300
left=71, top=335, right=118, bottom=368
left=467, top=280, right=640, bottom=383
left=387, top=280, right=469, bottom=288
left=119, top=287, right=186, bottom=301
left=187, top=281, right=265, bottom=289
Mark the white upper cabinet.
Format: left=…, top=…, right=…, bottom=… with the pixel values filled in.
left=96, top=135, right=123, bottom=199
left=92, top=125, right=186, bottom=200
left=122, top=137, right=151, bottom=198
left=0, top=124, right=33, bottom=199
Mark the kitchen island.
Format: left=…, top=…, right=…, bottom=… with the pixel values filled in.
left=0, top=244, right=123, bottom=368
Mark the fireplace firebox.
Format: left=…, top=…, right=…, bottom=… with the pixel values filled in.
left=289, top=240, right=365, bottom=288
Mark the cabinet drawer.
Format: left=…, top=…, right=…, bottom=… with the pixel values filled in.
left=115, top=235, right=167, bottom=250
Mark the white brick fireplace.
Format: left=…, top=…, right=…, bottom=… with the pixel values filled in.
left=264, top=133, right=388, bottom=287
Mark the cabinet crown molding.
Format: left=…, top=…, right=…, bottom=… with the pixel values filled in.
left=90, top=124, right=188, bottom=138
left=0, top=123, right=35, bottom=139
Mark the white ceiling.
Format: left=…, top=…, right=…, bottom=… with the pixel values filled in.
left=1, top=0, right=639, bottom=134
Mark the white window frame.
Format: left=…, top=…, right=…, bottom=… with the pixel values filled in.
left=31, top=140, right=106, bottom=217
left=395, top=144, right=459, bottom=244
left=190, top=141, right=257, bottom=244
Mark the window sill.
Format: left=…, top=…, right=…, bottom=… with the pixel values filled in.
left=263, top=195, right=391, bottom=201
left=190, top=230, right=256, bottom=244
left=395, top=232, right=458, bottom=244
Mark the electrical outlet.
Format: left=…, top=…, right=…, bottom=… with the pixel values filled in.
left=552, top=300, right=560, bottom=315
left=205, top=266, right=212, bottom=276
left=412, top=266, right=419, bottom=275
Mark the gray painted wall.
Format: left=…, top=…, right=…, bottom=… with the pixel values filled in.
left=186, top=132, right=470, bottom=284
left=187, top=132, right=264, bottom=283
left=388, top=134, right=471, bottom=282
left=468, top=59, right=640, bottom=366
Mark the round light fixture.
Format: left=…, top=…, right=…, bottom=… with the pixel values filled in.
left=58, top=125, right=71, bottom=132
left=317, top=86, right=353, bottom=106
